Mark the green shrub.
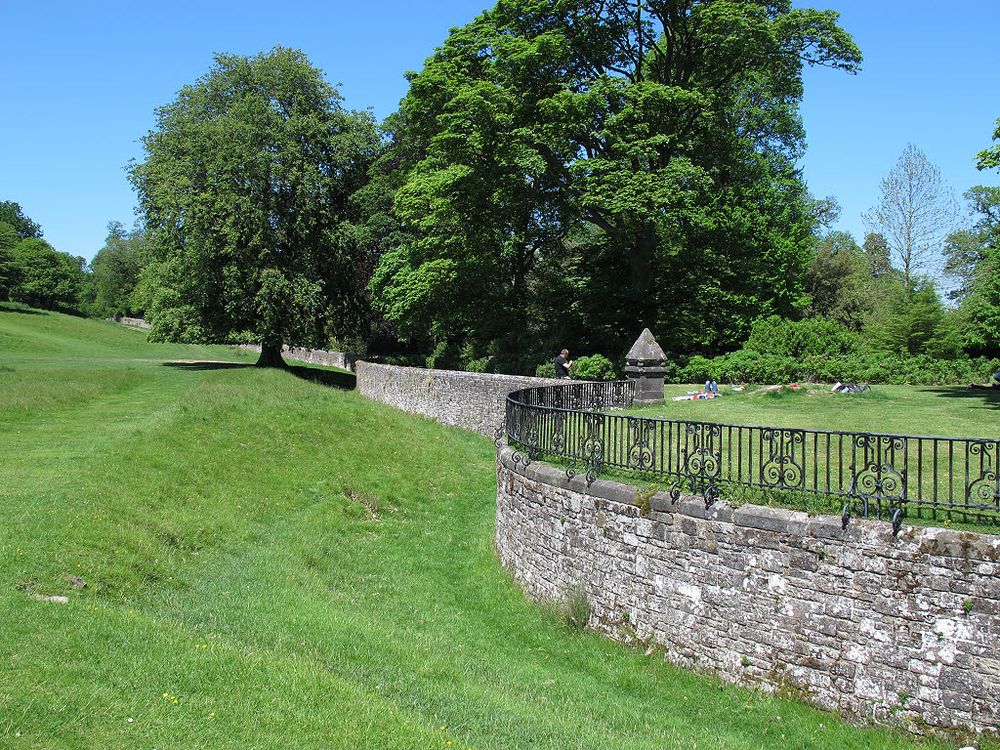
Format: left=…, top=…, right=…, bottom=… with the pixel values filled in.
left=680, top=349, right=1000, bottom=386
left=535, top=361, right=557, bottom=378
left=746, top=316, right=860, bottom=358
left=572, top=354, right=616, bottom=381
left=679, top=355, right=715, bottom=383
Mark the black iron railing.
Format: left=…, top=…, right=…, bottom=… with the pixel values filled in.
left=502, top=381, right=1000, bottom=527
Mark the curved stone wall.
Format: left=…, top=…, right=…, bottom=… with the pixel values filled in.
left=495, top=444, right=1000, bottom=736
left=355, top=361, right=562, bottom=436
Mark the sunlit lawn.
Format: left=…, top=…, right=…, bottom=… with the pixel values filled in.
left=0, top=306, right=988, bottom=749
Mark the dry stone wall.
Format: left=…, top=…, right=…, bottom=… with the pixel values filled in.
left=355, top=361, right=562, bottom=436
left=495, top=444, right=1000, bottom=737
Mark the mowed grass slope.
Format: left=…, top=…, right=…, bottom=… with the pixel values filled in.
left=0, top=307, right=978, bottom=749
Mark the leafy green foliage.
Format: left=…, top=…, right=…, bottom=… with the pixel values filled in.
left=950, top=124, right=1000, bottom=356
left=976, top=117, right=1000, bottom=170
left=130, top=47, right=379, bottom=364
left=863, top=280, right=954, bottom=357
left=746, top=315, right=859, bottom=359
left=0, top=199, right=42, bottom=239
left=8, top=238, right=87, bottom=311
left=680, top=349, right=998, bottom=386
left=89, top=221, right=151, bottom=318
left=959, top=247, right=1000, bottom=357
left=803, top=231, right=897, bottom=329
left=0, top=221, right=19, bottom=300
left=370, top=0, right=861, bottom=362
left=571, top=354, right=616, bottom=381
left=535, top=361, right=558, bottom=378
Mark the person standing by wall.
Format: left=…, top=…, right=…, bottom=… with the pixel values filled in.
left=554, top=349, right=573, bottom=379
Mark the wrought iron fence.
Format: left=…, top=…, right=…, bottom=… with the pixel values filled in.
left=502, top=381, right=1000, bottom=527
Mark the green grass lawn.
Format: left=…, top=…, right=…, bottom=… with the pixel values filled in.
left=631, top=384, right=1000, bottom=526
left=0, top=306, right=989, bottom=749
left=647, top=383, right=999, bottom=439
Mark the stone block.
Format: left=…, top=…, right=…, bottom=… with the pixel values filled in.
left=733, top=505, right=808, bottom=535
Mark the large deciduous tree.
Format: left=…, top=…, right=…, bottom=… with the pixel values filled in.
left=863, top=144, right=958, bottom=289
left=371, top=0, right=861, bottom=363
left=953, top=123, right=1000, bottom=356
left=130, top=47, right=379, bottom=366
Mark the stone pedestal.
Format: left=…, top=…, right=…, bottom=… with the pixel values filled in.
left=624, top=328, right=667, bottom=406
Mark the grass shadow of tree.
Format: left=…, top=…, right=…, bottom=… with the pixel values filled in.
left=162, top=361, right=253, bottom=371
left=923, top=386, right=1000, bottom=412
left=286, top=363, right=355, bottom=390
left=161, top=360, right=355, bottom=390
left=0, top=303, right=47, bottom=315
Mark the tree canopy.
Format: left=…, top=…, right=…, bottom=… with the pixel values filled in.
left=130, top=47, right=379, bottom=366
left=976, top=118, right=1000, bottom=171
left=368, top=0, right=861, bottom=367
left=8, top=238, right=87, bottom=311
left=0, top=201, right=42, bottom=240
left=951, top=125, right=1000, bottom=357
left=89, top=221, right=151, bottom=319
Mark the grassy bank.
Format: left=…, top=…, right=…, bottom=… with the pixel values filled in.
left=0, top=306, right=986, bottom=749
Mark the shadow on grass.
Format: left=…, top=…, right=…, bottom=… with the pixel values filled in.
left=287, top=363, right=356, bottom=390
left=161, top=360, right=355, bottom=390
left=0, top=303, right=47, bottom=315
left=162, top=361, right=253, bottom=371
left=924, top=385, right=1000, bottom=410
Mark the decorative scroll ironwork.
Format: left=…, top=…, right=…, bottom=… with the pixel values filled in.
left=581, top=412, right=606, bottom=485
left=966, top=440, right=999, bottom=508
left=849, top=434, right=906, bottom=502
left=626, top=417, right=655, bottom=471
left=761, top=428, right=805, bottom=490
left=680, top=423, right=721, bottom=501
left=522, top=408, right=541, bottom=460
left=550, top=411, right=568, bottom=454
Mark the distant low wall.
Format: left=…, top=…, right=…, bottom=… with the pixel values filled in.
left=355, top=361, right=562, bottom=436
left=496, top=444, right=1000, bottom=736
left=240, top=344, right=355, bottom=371
left=112, top=316, right=151, bottom=329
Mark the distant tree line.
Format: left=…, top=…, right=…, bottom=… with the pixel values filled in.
left=6, top=0, right=999, bottom=380
left=0, top=202, right=150, bottom=319
left=0, top=201, right=88, bottom=313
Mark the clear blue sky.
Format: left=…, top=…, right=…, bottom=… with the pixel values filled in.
left=2, top=1, right=998, bottom=262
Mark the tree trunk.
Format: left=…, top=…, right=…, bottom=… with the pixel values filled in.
left=256, top=343, right=287, bottom=368
left=630, top=225, right=659, bottom=330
